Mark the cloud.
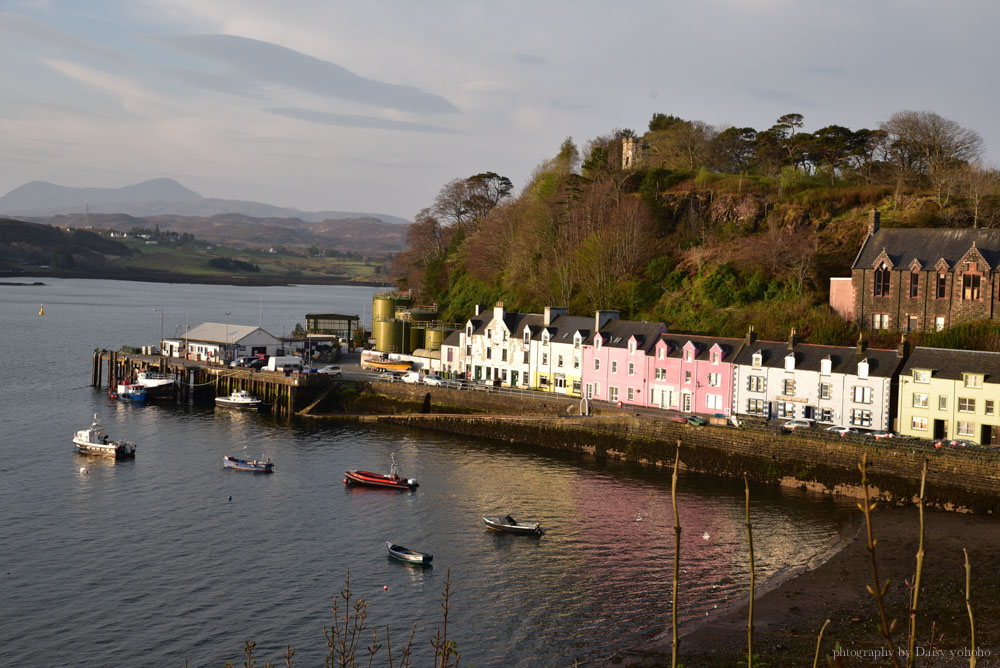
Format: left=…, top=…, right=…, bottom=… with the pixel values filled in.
left=164, top=68, right=265, bottom=99
left=265, top=107, right=457, bottom=134
left=0, top=12, right=122, bottom=61
left=41, top=58, right=170, bottom=116
left=157, top=33, right=458, bottom=114
left=513, top=53, right=546, bottom=65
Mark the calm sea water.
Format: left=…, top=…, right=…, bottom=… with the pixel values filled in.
left=0, top=278, right=856, bottom=667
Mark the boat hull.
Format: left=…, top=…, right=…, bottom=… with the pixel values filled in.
left=73, top=437, right=135, bottom=459
left=344, top=470, right=417, bottom=490
left=386, top=542, right=432, bottom=565
left=223, top=456, right=273, bottom=473
left=483, top=516, right=544, bottom=535
left=215, top=397, right=261, bottom=410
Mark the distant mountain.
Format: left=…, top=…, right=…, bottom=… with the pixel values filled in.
left=0, top=179, right=410, bottom=225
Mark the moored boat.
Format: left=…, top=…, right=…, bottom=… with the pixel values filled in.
left=115, top=383, right=147, bottom=402
left=344, top=453, right=417, bottom=490
left=360, top=351, right=411, bottom=372
left=385, top=541, right=432, bottom=565
left=215, top=390, right=262, bottom=410
left=483, top=515, right=545, bottom=535
left=136, top=371, right=176, bottom=397
left=73, top=413, right=136, bottom=458
left=223, top=455, right=273, bottom=473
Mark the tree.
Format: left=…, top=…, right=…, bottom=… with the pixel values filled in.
left=710, top=127, right=758, bottom=185
left=880, top=110, right=985, bottom=203
left=956, top=162, right=1000, bottom=228
left=645, top=118, right=715, bottom=171
left=553, top=137, right=580, bottom=175
left=809, top=125, right=855, bottom=185
left=848, top=128, right=889, bottom=185
left=464, top=172, right=514, bottom=222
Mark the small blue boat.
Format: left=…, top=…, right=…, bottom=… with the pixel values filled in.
left=223, top=455, right=273, bottom=473
left=115, top=383, right=147, bottom=402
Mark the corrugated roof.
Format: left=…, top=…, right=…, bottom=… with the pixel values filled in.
left=180, top=322, right=277, bottom=343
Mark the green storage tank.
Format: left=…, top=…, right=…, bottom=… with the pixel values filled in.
left=424, top=327, right=449, bottom=351
left=372, top=295, right=397, bottom=322
left=373, top=319, right=404, bottom=353
left=406, top=324, right=425, bottom=354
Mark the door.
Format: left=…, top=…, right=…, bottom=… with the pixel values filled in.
left=511, top=371, right=518, bottom=387
left=682, top=393, right=692, bottom=412
left=981, top=424, right=998, bottom=446
left=933, top=419, right=947, bottom=440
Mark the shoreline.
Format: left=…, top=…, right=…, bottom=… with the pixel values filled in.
left=616, top=505, right=1000, bottom=666
left=0, top=270, right=392, bottom=288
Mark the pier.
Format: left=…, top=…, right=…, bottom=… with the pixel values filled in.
left=92, top=350, right=331, bottom=416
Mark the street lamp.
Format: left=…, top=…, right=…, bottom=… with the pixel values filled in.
left=225, top=312, right=232, bottom=363
left=153, top=308, right=164, bottom=355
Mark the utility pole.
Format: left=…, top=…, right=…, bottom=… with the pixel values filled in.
left=153, top=308, right=164, bottom=355
left=225, top=312, right=232, bottom=364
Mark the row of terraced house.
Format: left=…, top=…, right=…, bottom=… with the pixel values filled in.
left=431, top=302, right=1000, bottom=446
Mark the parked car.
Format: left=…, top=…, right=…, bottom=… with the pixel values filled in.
left=687, top=415, right=708, bottom=426
left=781, top=419, right=815, bottom=432
left=400, top=371, right=422, bottom=384
left=230, top=356, right=255, bottom=368
left=246, top=358, right=267, bottom=370
left=378, top=371, right=403, bottom=382
left=317, top=365, right=342, bottom=377
left=825, top=426, right=857, bottom=437
left=421, top=374, right=445, bottom=386
left=934, top=438, right=974, bottom=449
left=868, top=430, right=895, bottom=440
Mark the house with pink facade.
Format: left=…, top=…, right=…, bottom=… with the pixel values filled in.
left=645, top=334, right=746, bottom=415
left=581, top=319, right=666, bottom=407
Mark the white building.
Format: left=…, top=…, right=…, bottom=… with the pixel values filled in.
left=162, top=322, right=282, bottom=363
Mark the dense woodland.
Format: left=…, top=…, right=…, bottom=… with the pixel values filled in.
left=392, top=110, right=1000, bottom=349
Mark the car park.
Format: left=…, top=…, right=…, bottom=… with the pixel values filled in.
left=781, top=419, right=815, bottom=432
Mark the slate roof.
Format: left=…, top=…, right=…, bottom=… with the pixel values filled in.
left=470, top=311, right=541, bottom=337
left=442, top=329, right=462, bottom=347
left=733, top=340, right=904, bottom=378
left=590, top=319, right=665, bottom=350
left=532, top=314, right=592, bottom=344
left=179, top=322, right=277, bottom=343
left=656, top=334, right=745, bottom=361
left=853, top=228, right=1000, bottom=271
left=900, top=347, right=1000, bottom=382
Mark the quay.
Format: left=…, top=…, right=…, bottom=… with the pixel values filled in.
left=91, top=349, right=333, bottom=416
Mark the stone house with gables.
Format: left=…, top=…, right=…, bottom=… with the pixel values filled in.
left=851, top=210, right=1000, bottom=332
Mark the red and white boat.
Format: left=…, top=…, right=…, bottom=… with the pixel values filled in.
left=344, top=454, right=417, bottom=490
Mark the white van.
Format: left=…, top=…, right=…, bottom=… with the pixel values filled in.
left=264, top=356, right=303, bottom=372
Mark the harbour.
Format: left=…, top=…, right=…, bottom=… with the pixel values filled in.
left=0, top=277, right=862, bottom=666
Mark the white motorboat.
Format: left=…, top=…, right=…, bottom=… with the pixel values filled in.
left=215, top=389, right=262, bottom=410
left=136, top=371, right=176, bottom=397
left=72, top=413, right=136, bottom=458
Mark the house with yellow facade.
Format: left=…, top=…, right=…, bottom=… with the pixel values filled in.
left=897, top=347, right=1000, bottom=445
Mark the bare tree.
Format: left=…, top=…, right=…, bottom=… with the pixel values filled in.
left=956, top=162, right=1000, bottom=228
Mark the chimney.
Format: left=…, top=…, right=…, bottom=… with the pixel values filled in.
left=788, top=327, right=797, bottom=349
left=857, top=332, right=867, bottom=353
left=543, top=306, right=566, bottom=327
left=897, top=332, right=909, bottom=358
left=868, top=209, right=880, bottom=236
left=493, top=301, right=505, bottom=324
left=745, top=324, right=756, bottom=345
left=595, top=310, right=620, bottom=332
left=474, top=304, right=481, bottom=316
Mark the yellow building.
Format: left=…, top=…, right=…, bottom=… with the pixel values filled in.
left=898, top=347, right=1000, bottom=445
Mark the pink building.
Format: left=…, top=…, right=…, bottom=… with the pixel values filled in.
left=581, top=320, right=666, bottom=407
left=645, top=334, right=746, bottom=415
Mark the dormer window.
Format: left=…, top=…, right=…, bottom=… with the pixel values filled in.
left=684, top=350, right=692, bottom=362
left=752, top=352, right=762, bottom=369
left=965, top=373, right=983, bottom=388
left=821, top=357, right=832, bottom=375
left=913, top=369, right=930, bottom=383
left=658, top=347, right=666, bottom=360
left=524, top=331, right=530, bottom=344
left=711, top=352, right=719, bottom=364
left=858, top=359, right=869, bottom=379
left=628, top=341, right=636, bottom=355
left=574, top=333, right=582, bottom=349
left=542, top=332, right=549, bottom=345
left=784, top=354, right=795, bottom=372
left=466, top=325, right=473, bottom=336
left=595, top=337, right=602, bottom=351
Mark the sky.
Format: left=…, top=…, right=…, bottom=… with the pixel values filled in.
left=1, top=0, right=998, bottom=220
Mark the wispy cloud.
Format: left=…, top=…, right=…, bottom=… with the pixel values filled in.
left=42, top=58, right=170, bottom=116
left=0, top=12, right=122, bottom=61
left=265, top=107, right=457, bottom=134
left=157, top=34, right=458, bottom=114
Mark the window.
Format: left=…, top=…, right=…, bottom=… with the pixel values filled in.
left=574, top=335, right=581, bottom=349
left=987, top=400, right=995, bottom=416
left=465, top=345, right=471, bottom=357
left=539, top=376, right=549, bottom=387
left=907, top=316, right=918, bottom=332
left=939, top=395, right=948, bottom=410
left=594, top=382, right=601, bottom=396
left=486, top=329, right=491, bottom=340
left=912, top=416, right=928, bottom=431
left=684, top=350, right=693, bottom=362
left=628, top=362, right=635, bottom=376
left=873, top=264, right=890, bottom=297
left=706, top=394, right=722, bottom=409
left=685, top=370, right=692, bottom=384
left=964, top=374, right=983, bottom=388
left=853, top=387, right=872, bottom=404
left=910, top=272, right=919, bottom=298
left=784, top=355, right=795, bottom=371
left=936, top=273, right=947, bottom=299
left=542, top=353, right=548, bottom=365
left=747, top=398, right=766, bottom=415
left=573, top=356, right=580, bottom=369
left=872, top=313, right=889, bottom=330
left=778, top=402, right=796, bottom=418
left=913, top=393, right=929, bottom=408
left=502, top=349, right=507, bottom=362
left=817, top=408, right=834, bottom=423
left=708, top=373, right=720, bottom=387
left=611, top=361, right=618, bottom=374
left=594, top=358, right=601, bottom=371
left=820, top=383, right=832, bottom=400
left=486, top=348, right=492, bottom=360
left=752, top=352, right=762, bottom=369
left=963, top=274, right=981, bottom=300
left=572, top=380, right=581, bottom=394
left=557, top=355, right=564, bottom=368
left=748, top=376, right=765, bottom=392
left=658, top=347, right=666, bottom=360
left=524, top=332, right=530, bottom=344
left=628, top=341, right=636, bottom=354
left=711, top=352, right=720, bottom=364
left=523, top=351, right=530, bottom=364
left=610, top=387, right=619, bottom=402
left=655, top=368, right=666, bottom=381
left=850, top=409, right=873, bottom=427
left=913, top=370, right=930, bottom=383
left=958, top=397, right=976, bottom=413
left=783, top=378, right=795, bottom=395
left=957, top=421, right=975, bottom=437
left=627, top=387, right=635, bottom=401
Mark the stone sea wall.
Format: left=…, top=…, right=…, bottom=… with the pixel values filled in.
left=328, top=382, right=1000, bottom=513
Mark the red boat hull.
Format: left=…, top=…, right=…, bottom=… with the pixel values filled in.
left=344, top=470, right=418, bottom=490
